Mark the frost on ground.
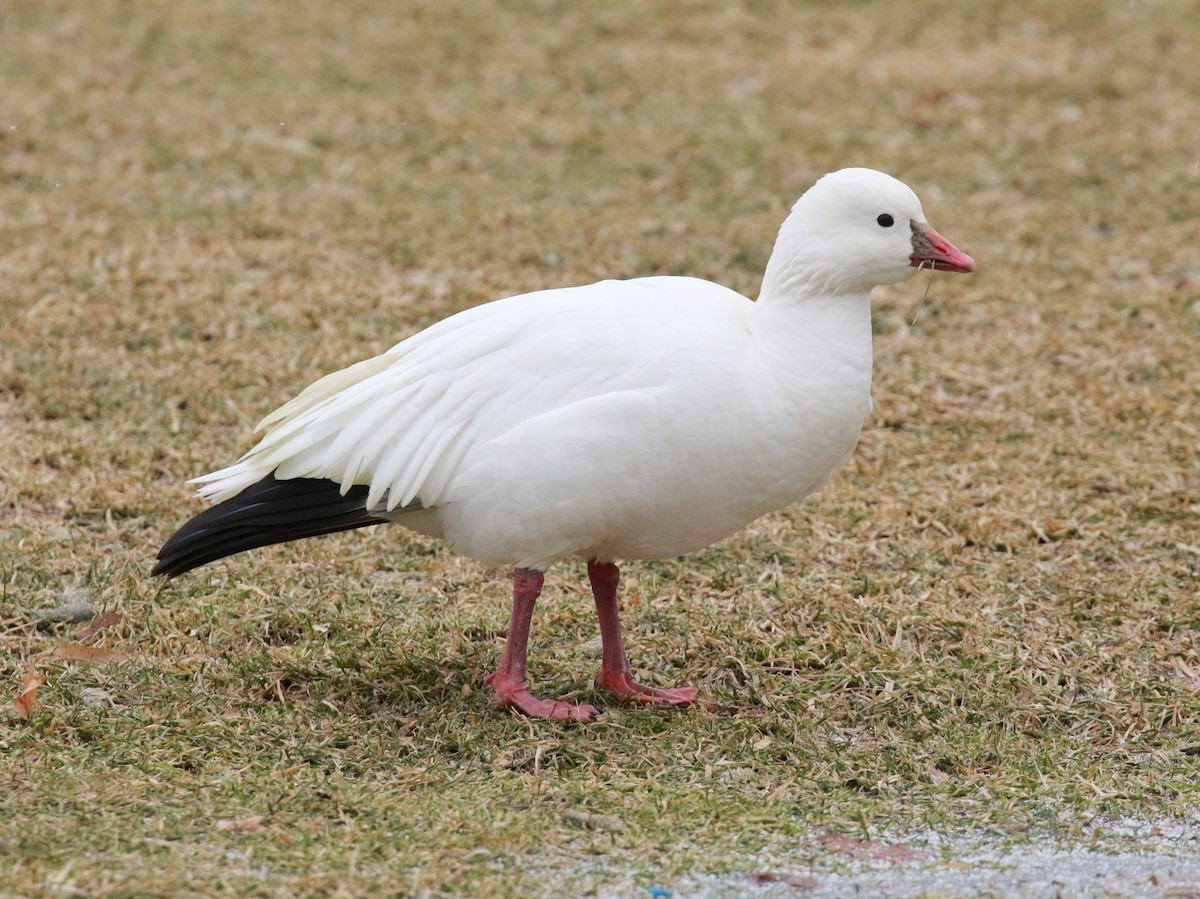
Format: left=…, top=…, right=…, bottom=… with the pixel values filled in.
left=595, top=818, right=1200, bottom=899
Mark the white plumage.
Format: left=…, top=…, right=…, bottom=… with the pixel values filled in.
left=157, top=167, right=974, bottom=721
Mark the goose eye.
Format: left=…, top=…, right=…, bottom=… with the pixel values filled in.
left=877, top=213, right=895, bottom=228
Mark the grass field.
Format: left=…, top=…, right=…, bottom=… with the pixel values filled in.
left=2, top=0, right=1199, bottom=895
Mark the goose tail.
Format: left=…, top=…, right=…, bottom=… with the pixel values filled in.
left=152, top=473, right=386, bottom=578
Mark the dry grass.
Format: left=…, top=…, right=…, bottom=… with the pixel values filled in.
left=2, top=0, right=1199, bottom=895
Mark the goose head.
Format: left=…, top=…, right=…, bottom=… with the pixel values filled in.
left=760, top=167, right=974, bottom=300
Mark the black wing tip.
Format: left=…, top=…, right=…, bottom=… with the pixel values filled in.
left=152, top=473, right=384, bottom=579
left=152, top=549, right=197, bottom=579
left=151, top=560, right=180, bottom=579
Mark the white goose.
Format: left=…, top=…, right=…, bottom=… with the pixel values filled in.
left=155, top=168, right=974, bottom=721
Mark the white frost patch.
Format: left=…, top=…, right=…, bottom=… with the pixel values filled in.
left=685, top=821, right=1200, bottom=899
left=586, top=817, right=1200, bottom=899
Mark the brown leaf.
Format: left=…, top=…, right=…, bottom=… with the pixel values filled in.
left=817, top=834, right=867, bottom=854
left=74, top=610, right=122, bottom=642
left=8, top=641, right=129, bottom=720
left=870, top=843, right=924, bottom=861
left=1163, top=885, right=1200, bottom=899
left=561, top=809, right=626, bottom=833
left=45, top=644, right=129, bottom=665
left=927, top=765, right=952, bottom=784
left=747, top=872, right=820, bottom=889
left=816, top=833, right=925, bottom=861
left=11, top=667, right=44, bottom=722
left=215, top=815, right=264, bottom=833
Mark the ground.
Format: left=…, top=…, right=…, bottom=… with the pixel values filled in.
left=1, top=0, right=1199, bottom=896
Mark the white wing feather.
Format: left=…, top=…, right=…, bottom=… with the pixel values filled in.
left=193, top=278, right=747, bottom=511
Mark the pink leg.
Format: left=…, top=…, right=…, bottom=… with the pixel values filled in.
left=485, top=568, right=599, bottom=722
left=588, top=560, right=707, bottom=709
